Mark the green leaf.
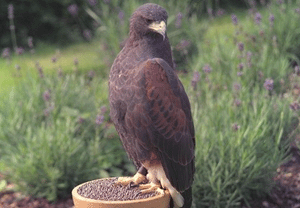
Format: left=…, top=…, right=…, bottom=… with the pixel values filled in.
left=0, top=180, right=7, bottom=192
left=60, top=106, right=80, bottom=117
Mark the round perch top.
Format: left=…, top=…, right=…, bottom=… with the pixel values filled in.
left=77, top=177, right=157, bottom=201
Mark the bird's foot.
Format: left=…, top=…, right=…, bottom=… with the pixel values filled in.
left=139, top=182, right=165, bottom=195
left=116, top=172, right=146, bottom=186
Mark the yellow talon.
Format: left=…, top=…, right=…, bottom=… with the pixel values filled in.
left=139, top=182, right=165, bottom=195
left=116, top=172, right=147, bottom=186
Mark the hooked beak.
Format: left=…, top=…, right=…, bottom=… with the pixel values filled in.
left=148, top=21, right=166, bottom=40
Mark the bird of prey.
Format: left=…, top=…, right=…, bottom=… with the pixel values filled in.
left=109, top=3, right=195, bottom=208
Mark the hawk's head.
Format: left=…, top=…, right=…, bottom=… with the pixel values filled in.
left=130, top=3, right=168, bottom=40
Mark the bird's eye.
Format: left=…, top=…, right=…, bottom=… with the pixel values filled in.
left=145, top=19, right=152, bottom=24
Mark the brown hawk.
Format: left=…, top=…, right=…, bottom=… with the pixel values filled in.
left=109, top=3, right=195, bottom=208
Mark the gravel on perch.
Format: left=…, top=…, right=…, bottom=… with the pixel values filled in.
left=77, top=177, right=158, bottom=201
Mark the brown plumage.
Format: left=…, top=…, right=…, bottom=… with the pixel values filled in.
left=109, top=3, right=195, bottom=208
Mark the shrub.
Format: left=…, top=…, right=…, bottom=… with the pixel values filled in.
left=191, top=1, right=300, bottom=93
left=190, top=85, right=296, bottom=207
left=186, top=1, right=300, bottom=206
left=259, top=1, right=300, bottom=62
left=0, top=73, right=133, bottom=201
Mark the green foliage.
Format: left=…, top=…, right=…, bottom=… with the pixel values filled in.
left=260, top=2, right=300, bottom=62
left=190, top=85, right=294, bottom=207
left=0, top=73, right=133, bottom=201
left=185, top=1, right=300, bottom=207
left=192, top=1, right=300, bottom=92
left=0, top=179, right=7, bottom=192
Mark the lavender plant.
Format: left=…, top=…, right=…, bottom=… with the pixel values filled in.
left=0, top=71, right=131, bottom=201
left=8, top=4, right=17, bottom=52
left=191, top=84, right=295, bottom=208
left=185, top=1, right=300, bottom=207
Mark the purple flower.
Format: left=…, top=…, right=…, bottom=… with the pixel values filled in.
left=216, top=9, right=225, bottom=17
left=269, top=14, right=275, bottom=26
left=238, top=42, right=244, bottom=52
left=2, top=48, right=10, bottom=59
left=264, top=78, right=274, bottom=91
left=100, top=106, right=107, bottom=114
left=231, top=14, right=238, bottom=25
left=191, top=71, right=200, bottom=90
left=237, top=71, right=243, bottom=77
left=96, top=115, right=104, bottom=125
left=181, top=40, right=191, bottom=48
left=43, top=90, right=51, bottom=102
left=234, top=99, right=242, bottom=107
left=207, top=8, right=213, bottom=16
left=44, top=108, right=50, bottom=117
left=36, top=61, right=44, bottom=78
left=290, top=102, right=300, bottom=111
left=233, top=82, right=241, bottom=92
left=246, top=51, right=252, bottom=61
left=87, top=0, right=98, bottom=6
left=28, top=37, right=33, bottom=48
left=83, top=29, right=92, bottom=41
left=203, top=64, right=212, bottom=73
left=255, top=12, right=262, bottom=25
left=77, top=117, right=85, bottom=124
left=251, top=35, right=256, bottom=42
left=15, top=47, right=24, bottom=55
left=176, top=39, right=190, bottom=51
left=191, top=72, right=200, bottom=83
left=259, top=30, right=264, bottom=37
left=88, top=70, right=95, bottom=80
left=68, top=4, right=78, bottom=17
left=8, top=4, right=14, bottom=20
left=238, top=63, right=244, bottom=70
left=295, top=8, right=300, bottom=14
left=43, top=105, right=54, bottom=117
left=175, top=12, right=183, bottom=28
left=118, top=10, right=125, bottom=22
left=51, top=56, right=57, bottom=63
left=74, top=58, right=79, bottom=66
left=232, top=123, right=241, bottom=131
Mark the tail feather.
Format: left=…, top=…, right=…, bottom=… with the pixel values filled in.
left=169, top=186, right=192, bottom=208
left=181, top=187, right=192, bottom=208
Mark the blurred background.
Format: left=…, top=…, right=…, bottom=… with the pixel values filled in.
left=1, top=0, right=300, bottom=207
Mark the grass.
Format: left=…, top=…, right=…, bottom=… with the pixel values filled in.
left=0, top=62, right=15, bottom=94
left=0, top=39, right=109, bottom=95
